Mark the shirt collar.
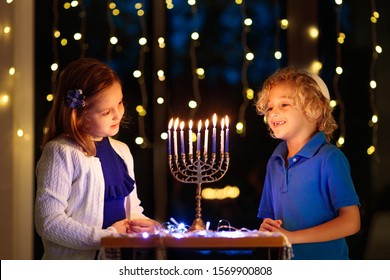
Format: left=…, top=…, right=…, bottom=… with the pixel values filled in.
left=271, top=131, right=328, bottom=159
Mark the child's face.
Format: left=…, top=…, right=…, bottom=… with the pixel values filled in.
left=266, top=83, right=316, bottom=142
left=84, top=81, right=124, bottom=141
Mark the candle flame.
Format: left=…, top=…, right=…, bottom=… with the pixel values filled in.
left=180, top=121, right=185, bottom=130
left=212, top=113, right=217, bottom=127
left=189, top=120, right=193, bottom=129
left=221, top=118, right=225, bottom=129
left=225, top=115, right=229, bottom=128
left=174, top=118, right=179, bottom=130
left=205, top=119, right=209, bottom=129
left=198, top=120, right=202, bottom=132
left=168, top=118, right=173, bottom=129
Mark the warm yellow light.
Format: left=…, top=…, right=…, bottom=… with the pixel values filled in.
left=109, top=2, right=116, bottom=9
left=373, top=11, right=379, bottom=19
left=330, top=100, right=337, bottom=108
left=133, top=70, right=142, bottom=78
left=202, top=186, right=240, bottom=200
left=110, top=36, right=118, bottom=45
left=191, top=32, right=199, bottom=40
left=280, top=19, right=289, bottom=30
left=46, top=94, right=54, bottom=102
left=17, top=129, right=24, bottom=137
left=370, top=16, right=377, bottom=24
left=156, top=97, right=164, bottom=104
left=188, top=100, right=197, bottom=109
left=73, top=33, right=82, bottom=40
left=274, top=51, right=282, bottom=60
left=335, top=0, right=342, bottom=5
left=135, top=3, right=142, bottom=9
left=245, top=52, right=254, bottom=61
left=375, top=45, right=382, bottom=54
left=61, top=38, right=68, bottom=46
left=370, top=80, right=377, bottom=89
left=9, top=67, right=16, bottom=75
left=160, top=132, right=168, bottom=140
left=135, top=137, right=144, bottom=145
left=71, top=1, right=78, bottom=8
left=51, top=63, right=58, bottom=71
left=188, top=0, right=196, bottom=6
left=158, top=37, right=166, bottom=48
left=4, top=26, right=11, bottom=34
left=136, top=105, right=144, bottom=113
left=372, top=115, right=378, bottom=124
left=196, top=68, right=204, bottom=75
left=310, top=61, right=322, bottom=74
left=367, top=145, right=375, bottom=155
left=0, top=94, right=10, bottom=106
left=235, top=0, right=243, bottom=4
left=112, top=9, right=120, bottom=16
left=157, top=70, right=165, bottom=81
left=337, top=137, right=345, bottom=147
left=244, top=18, right=252, bottom=26
left=335, top=67, right=343, bottom=75
left=64, top=2, right=71, bottom=9
left=54, top=30, right=61, bottom=38
left=139, top=37, right=147, bottom=45
left=6, top=0, right=14, bottom=3
left=246, top=88, right=254, bottom=100
left=137, top=10, right=144, bottom=16
left=236, top=122, right=244, bottom=134
left=308, top=26, right=319, bottom=39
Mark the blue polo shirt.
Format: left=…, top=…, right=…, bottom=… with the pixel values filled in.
left=258, top=131, right=360, bottom=260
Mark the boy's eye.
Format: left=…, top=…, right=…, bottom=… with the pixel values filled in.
left=102, top=110, right=110, bottom=116
left=266, top=107, right=273, bottom=112
left=281, top=103, right=289, bottom=108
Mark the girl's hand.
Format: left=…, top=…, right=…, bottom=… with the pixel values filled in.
left=110, top=218, right=131, bottom=234
left=128, top=219, right=161, bottom=233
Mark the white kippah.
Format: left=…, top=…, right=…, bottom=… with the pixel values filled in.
left=308, top=73, right=330, bottom=100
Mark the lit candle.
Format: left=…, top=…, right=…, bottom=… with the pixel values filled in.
left=180, top=121, right=185, bottom=154
left=220, top=118, right=225, bottom=154
left=204, top=119, right=209, bottom=155
left=212, top=114, right=217, bottom=154
left=225, top=116, right=229, bottom=153
left=197, top=120, right=202, bottom=152
left=168, top=118, right=173, bottom=155
left=188, top=120, right=193, bottom=155
left=173, top=118, right=179, bottom=155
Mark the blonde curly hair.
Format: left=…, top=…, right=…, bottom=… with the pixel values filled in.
left=255, top=67, right=337, bottom=141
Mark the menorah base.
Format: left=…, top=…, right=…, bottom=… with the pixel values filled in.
left=188, top=218, right=206, bottom=231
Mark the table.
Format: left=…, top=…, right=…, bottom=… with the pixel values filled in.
left=100, top=231, right=292, bottom=260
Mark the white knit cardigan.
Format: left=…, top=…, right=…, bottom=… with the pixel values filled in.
left=35, top=136, right=148, bottom=259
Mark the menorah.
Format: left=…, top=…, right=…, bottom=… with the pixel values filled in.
left=167, top=114, right=230, bottom=231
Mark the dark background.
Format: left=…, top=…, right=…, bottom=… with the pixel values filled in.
left=34, top=0, right=390, bottom=259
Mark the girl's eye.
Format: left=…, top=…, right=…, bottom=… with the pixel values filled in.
left=102, top=110, right=110, bottom=116
left=266, top=107, right=273, bottom=112
left=281, top=103, right=290, bottom=108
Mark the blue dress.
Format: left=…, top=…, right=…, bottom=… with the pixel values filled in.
left=95, top=137, right=135, bottom=229
left=258, top=131, right=360, bottom=259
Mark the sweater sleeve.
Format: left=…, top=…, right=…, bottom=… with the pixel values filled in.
left=35, top=141, right=118, bottom=251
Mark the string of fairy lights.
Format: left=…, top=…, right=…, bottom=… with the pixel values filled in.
left=367, top=0, right=381, bottom=157
left=236, top=0, right=251, bottom=137
left=41, top=0, right=382, bottom=156
left=333, top=0, right=346, bottom=148
left=131, top=1, right=151, bottom=148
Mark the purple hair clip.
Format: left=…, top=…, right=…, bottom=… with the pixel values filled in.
left=65, top=89, right=85, bottom=109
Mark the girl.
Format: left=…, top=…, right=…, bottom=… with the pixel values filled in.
left=35, top=58, right=159, bottom=259
left=255, top=67, right=360, bottom=259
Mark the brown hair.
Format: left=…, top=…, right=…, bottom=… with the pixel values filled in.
left=255, top=67, right=337, bottom=141
left=41, top=58, right=122, bottom=156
